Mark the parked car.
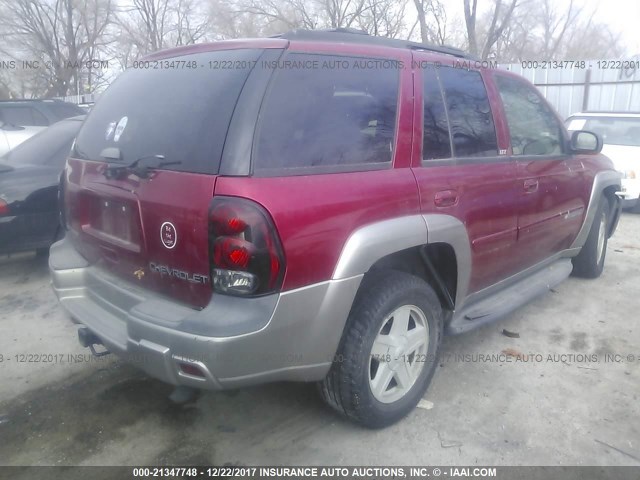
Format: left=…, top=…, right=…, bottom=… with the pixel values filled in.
left=566, top=112, right=640, bottom=212
left=0, top=116, right=84, bottom=255
left=0, top=99, right=85, bottom=156
left=49, top=29, right=621, bottom=428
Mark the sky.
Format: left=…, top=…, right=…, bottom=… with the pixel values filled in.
left=445, top=0, right=640, bottom=56
left=584, top=0, right=640, bottom=54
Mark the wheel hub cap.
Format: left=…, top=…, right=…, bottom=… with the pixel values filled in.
left=368, top=305, right=430, bottom=404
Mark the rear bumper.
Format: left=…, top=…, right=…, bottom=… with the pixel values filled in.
left=49, top=236, right=362, bottom=390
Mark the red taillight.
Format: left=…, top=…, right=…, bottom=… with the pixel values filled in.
left=0, top=199, right=9, bottom=217
left=210, top=205, right=248, bottom=235
left=208, top=197, right=285, bottom=296
left=213, top=237, right=253, bottom=269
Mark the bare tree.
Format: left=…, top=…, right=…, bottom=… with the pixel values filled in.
left=463, top=0, right=518, bottom=58
left=492, top=8, right=536, bottom=61
left=493, top=0, right=624, bottom=61
left=229, top=0, right=373, bottom=33
left=0, top=0, right=113, bottom=97
left=116, top=0, right=211, bottom=59
left=561, top=15, right=624, bottom=59
left=538, top=0, right=581, bottom=58
left=356, top=0, right=408, bottom=38
left=412, top=0, right=449, bottom=44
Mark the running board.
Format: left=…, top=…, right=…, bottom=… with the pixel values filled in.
left=446, top=258, right=573, bottom=335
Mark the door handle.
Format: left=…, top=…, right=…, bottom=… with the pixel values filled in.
left=523, top=179, right=539, bottom=193
left=434, top=189, right=458, bottom=207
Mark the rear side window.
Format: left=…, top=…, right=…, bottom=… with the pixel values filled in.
left=1, top=106, right=49, bottom=127
left=74, top=49, right=263, bottom=174
left=438, top=67, right=498, bottom=158
left=496, top=74, right=563, bottom=155
left=422, top=66, right=451, bottom=160
left=254, top=53, right=399, bottom=171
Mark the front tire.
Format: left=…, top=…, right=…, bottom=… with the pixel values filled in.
left=319, top=271, right=443, bottom=428
left=572, top=196, right=609, bottom=278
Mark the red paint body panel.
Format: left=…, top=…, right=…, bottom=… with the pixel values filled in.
left=65, top=158, right=216, bottom=308
left=214, top=169, right=420, bottom=291
left=412, top=161, right=520, bottom=293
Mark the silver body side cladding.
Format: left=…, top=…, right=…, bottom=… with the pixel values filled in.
left=332, top=213, right=472, bottom=311
left=422, top=214, right=472, bottom=310
left=570, top=169, right=622, bottom=249
left=50, top=236, right=362, bottom=389
left=332, top=215, right=429, bottom=280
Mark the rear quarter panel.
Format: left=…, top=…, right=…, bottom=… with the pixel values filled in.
left=220, top=42, right=419, bottom=291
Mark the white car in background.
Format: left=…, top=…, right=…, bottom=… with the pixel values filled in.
left=566, top=112, right=640, bottom=212
left=0, top=99, right=85, bottom=157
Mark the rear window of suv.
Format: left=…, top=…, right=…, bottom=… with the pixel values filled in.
left=73, top=49, right=263, bottom=174
left=253, top=53, right=400, bottom=172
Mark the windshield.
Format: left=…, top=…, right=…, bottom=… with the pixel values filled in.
left=566, top=116, right=640, bottom=147
left=3, top=118, right=82, bottom=167
left=73, top=49, right=263, bottom=174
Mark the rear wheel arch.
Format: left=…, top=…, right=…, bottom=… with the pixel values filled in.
left=369, top=243, right=458, bottom=313
left=332, top=213, right=472, bottom=311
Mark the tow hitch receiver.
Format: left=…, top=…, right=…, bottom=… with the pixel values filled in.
left=77, top=326, right=111, bottom=357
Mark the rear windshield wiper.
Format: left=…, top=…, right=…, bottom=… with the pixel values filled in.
left=100, top=148, right=181, bottom=179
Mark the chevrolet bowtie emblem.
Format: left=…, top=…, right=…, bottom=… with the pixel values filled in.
left=133, top=269, right=145, bottom=280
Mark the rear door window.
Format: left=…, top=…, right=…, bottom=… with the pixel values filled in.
left=496, top=74, right=563, bottom=155
left=438, top=67, right=498, bottom=158
left=254, top=53, right=399, bottom=171
left=422, top=66, right=451, bottom=160
left=73, top=49, right=263, bottom=174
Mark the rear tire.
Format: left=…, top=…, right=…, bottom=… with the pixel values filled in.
left=571, top=197, right=609, bottom=278
left=319, top=270, right=443, bottom=428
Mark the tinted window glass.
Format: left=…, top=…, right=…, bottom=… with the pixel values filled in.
left=5, top=119, right=82, bottom=167
left=567, top=116, right=640, bottom=147
left=49, top=102, right=85, bottom=120
left=496, top=75, right=563, bottom=155
left=1, top=106, right=48, bottom=127
left=254, top=54, right=399, bottom=170
left=74, top=49, right=263, bottom=174
left=422, top=66, right=451, bottom=160
left=438, top=67, right=498, bottom=157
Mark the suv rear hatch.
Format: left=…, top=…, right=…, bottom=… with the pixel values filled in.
left=64, top=48, right=266, bottom=308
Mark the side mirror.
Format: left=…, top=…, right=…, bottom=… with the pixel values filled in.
left=570, top=130, right=602, bottom=154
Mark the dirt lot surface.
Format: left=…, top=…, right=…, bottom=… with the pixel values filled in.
left=1, top=214, right=639, bottom=468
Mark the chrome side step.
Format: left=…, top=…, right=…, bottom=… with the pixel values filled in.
left=446, top=259, right=573, bottom=335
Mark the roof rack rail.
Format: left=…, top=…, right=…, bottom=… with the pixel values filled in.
left=272, top=28, right=476, bottom=60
